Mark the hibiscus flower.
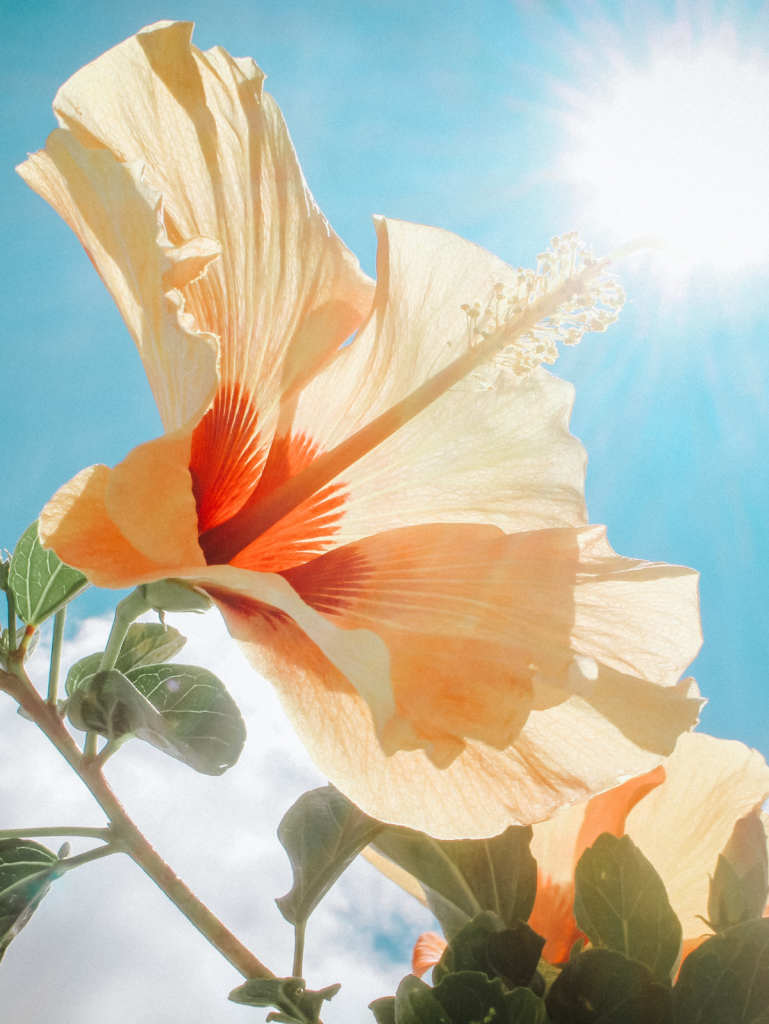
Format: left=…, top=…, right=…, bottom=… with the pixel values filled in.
left=18, top=21, right=703, bottom=838
left=406, top=732, right=769, bottom=973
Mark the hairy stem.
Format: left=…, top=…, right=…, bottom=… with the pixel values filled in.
left=47, top=608, right=66, bottom=705
left=0, top=826, right=111, bottom=841
left=292, top=920, right=307, bottom=979
left=0, top=662, right=273, bottom=980
left=6, top=587, right=16, bottom=651
left=99, top=589, right=151, bottom=673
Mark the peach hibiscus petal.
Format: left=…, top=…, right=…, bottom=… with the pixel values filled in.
left=285, top=219, right=588, bottom=550
left=17, top=129, right=219, bottom=433
left=412, top=932, right=448, bottom=978
left=624, top=732, right=769, bottom=939
left=44, top=20, right=374, bottom=531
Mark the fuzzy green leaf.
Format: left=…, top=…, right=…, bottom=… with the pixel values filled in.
left=673, top=918, right=769, bottom=1024
left=432, top=971, right=510, bottom=1023
left=229, top=977, right=340, bottom=1022
left=545, top=947, right=672, bottom=1023
left=276, top=786, right=385, bottom=926
left=66, top=665, right=245, bottom=774
left=433, top=911, right=545, bottom=991
left=0, top=839, right=58, bottom=962
left=8, top=521, right=88, bottom=626
left=573, top=833, right=682, bottom=984
left=504, top=986, right=551, bottom=1023
left=395, top=975, right=452, bottom=1024
left=374, top=825, right=537, bottom=938
left=370, top=996, right=397, bottom=1024
left=65, top=623, right=187, bottom=697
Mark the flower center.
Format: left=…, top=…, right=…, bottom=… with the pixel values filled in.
left=199, top=234, right=625, bottom=565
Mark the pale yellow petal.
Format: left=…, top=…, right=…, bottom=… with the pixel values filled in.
left=624, top=732, right=769, bottom=939
left=47, top=20, right=374, bottom=530
left=361, top=847, right=428, bottom=906
left=17, top=129, right=219, bottom=432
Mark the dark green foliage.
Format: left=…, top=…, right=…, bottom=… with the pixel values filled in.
left=433, top=911, right=545, bottom=990
left=574, top=833, right=682, bottom=983
left=66, top=664, right=245, bottom=774
left=373, top=824, right=537, bottom=937
left=673, top=918, right=769, bottom=1023
left=9, top=521, right=87, bottom=626
left=0, top=839, right=58, bottom=962
left=392, top=972, right=551, bottom=1024
left=276, top=786, right=385, bottom=926
left=369, top=996, right=397, bottom=1024
left=545, top=947, right=672, bottom=1023
left=228, top=977, right=341, bottom=1022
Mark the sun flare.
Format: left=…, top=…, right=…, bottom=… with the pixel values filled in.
left=569, top=43, right=769, bottom=267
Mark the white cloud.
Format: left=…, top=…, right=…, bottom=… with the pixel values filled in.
left=0, top=609, right=434, bottom=1023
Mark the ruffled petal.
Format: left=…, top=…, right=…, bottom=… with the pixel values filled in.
left=17, top=129, right=219, bottom=432
left=412, top=932, right=448, bottom=978
left=46, top=20, right=374, bottom=530
left=624, top=732, right=769, bottom=939
left=235, top=219, right=587, bottom=570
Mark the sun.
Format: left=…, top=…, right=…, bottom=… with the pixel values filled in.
left=567, top=42, right=769, bottom=267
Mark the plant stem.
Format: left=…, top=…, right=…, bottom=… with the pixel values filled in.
left=55, top=844, right=118, bottom=876
left=6, top=588, right=16, bottom=651
left=83, top=732, right=98, bottom=757
left=99, top=589, right=151, bottom=673
left=0, top=662, right=273, bottom=981
left=0, top=826, right=111, bottom=841
left=292, top=920, right=306, bottom=979
left=18, top=623, right=34, bottom=658
left=47, top=607, right=66, bottom=705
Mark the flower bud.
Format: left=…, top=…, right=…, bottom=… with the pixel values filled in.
left=707, top=809, right=769, bottom=931
left=140, top=579, right=213, bottom=615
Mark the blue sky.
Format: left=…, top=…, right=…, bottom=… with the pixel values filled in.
left=2, top=0, right=769, bottom=1019
left=3, top=0, right=769, bottom=746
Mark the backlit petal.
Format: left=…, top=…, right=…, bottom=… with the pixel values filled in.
left=412, top=932, right=448, bottom=978
left=18, top=129, right=219, bottom=432
left=624, top=732, right=769, bottom=939
left=47, top=20, right=374, bottom=530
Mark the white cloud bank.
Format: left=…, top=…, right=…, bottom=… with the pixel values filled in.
left=0, top=609, right=434, bottom=1023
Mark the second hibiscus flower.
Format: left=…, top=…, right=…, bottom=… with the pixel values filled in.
left=19, top=20, right=703, bottom=837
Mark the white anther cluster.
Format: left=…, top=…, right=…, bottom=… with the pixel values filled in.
left=459, top=233, right=626, bottom=386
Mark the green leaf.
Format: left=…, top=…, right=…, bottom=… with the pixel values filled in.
left=369, top=997, right=397, bottom=1024
left=573, top=833, right=682, bottom=984
left=395, top=975, right=452, bottom=1024
left=708, top=813, right=769, bottom=933
left=276, top=785, right=385, bottom=926
left=373, top=825, right=537, bottom=938
left=228, top=977, right=340, bottom=1023
left=0, top=838, right=59, bottom=962
left=432, top=971, right=510, bottom=1023
left=65, top=623, right=187, bottom=696
left=673, top=918, right=769, bottom=1024
left=544, top=948, right=672, bottom=1023
left=9, top=521, right=88, bottom=626
left=433, top=911, right=545, bottom=990
left=66, top=665, right=246, bottom=774
left=504, top=986, right=550, bottom=1024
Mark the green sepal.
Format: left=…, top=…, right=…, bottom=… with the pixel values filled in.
left=573, top=832, right=682, bottom=984
left=66, top=664, right=246, bottom=774
left=544, top=947, right=672, bottom=1023
left=373, top=824, right=537, bottom=938
left=0, top=838, right=59, bottom=962
left=673, top=918, right=769, bottom=1024
left=8, top=521, right=88, bottom=626
left=369, top=996, right=397, bottom=1024
left=141, top=579, right=212, bottom=615
left=535, top=961, right=561, bottom=997
left=65, top=622, right=187, bottom=696
left=433, top=910, right=545, bottom=990
left=228, top=977, right=341, bottom=1022
left=276, top=785, right=385, bottom=926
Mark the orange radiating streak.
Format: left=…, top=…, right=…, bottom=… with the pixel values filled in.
left=198, top=259, right=608, bottom=564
